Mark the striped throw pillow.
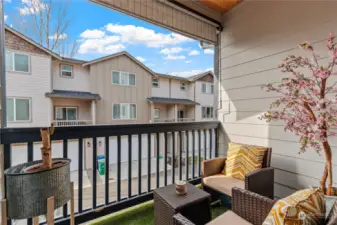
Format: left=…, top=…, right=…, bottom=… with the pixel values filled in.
left=223, top=142, right=267, bottom=180
left=263, top=188, right=325, bottom=225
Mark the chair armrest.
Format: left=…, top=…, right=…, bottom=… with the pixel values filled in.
left=232, top=188, right=276, bottom=225
left=202, top=157, right=226, bottom=177
left=245, top=167, right=274, bottom=199
left=173, top=213, right=195, bottom=225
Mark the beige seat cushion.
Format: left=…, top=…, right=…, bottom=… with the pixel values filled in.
left=207, top=210, right=252, bottom=225
left=203, top=174, right=244, bottom=196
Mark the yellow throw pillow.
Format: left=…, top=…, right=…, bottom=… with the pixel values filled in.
left=263, top=188, right=325, bottom=225
left=223, top=142, right=267, bottom=180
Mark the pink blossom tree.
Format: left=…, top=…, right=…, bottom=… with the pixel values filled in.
left=260, top=33, right=337, bottom=196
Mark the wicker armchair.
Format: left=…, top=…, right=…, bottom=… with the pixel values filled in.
left=202, top=144, right=274, bottom=199
left=173, top=187, right=276, bottom=225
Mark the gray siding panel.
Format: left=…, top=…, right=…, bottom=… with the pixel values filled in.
left=219, top=0, right=337, bottom=198
left=91, top=0, right=218, bottom=43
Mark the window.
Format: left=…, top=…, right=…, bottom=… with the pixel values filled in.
left=7, top=97, right=30, bottom=122
left=55, top=107, right=77, bottom=120
left=152, top=78, right=159, bottom=87
left=112, top=103, right=136, bottom=120
left=60, top=65, right=73, bottom=78
left=202, top=106, right=213, bottom=119
left=6, top=51, right=30, bottom=73
left=202, top=83, right=214, bottom=94
left=154, top=109, right=160, bottom=119
left=112, top=71, right=136, bottom=86
left=180, top=82, right=186, bottom=91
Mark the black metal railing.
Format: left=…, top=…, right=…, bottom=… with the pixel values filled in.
left=1, top=121, right=219, bottom=225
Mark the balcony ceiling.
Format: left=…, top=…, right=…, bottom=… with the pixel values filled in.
left=196, top=0, right=241, bottom=13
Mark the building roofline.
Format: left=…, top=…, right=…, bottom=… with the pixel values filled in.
left=82, top=51, right=158, bottom=77
left=5, top=25, right=62, bottom=60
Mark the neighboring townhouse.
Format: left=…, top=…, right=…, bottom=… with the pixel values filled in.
left=4, top=26, right=215, bottom=129
left=149, top=71, right=215, bottom=123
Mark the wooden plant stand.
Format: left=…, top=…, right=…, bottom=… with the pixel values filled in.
left=2, top=182, right=75, bottom=225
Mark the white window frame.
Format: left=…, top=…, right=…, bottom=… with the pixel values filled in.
left=180, top=82, right=186, bottom=91
left=111, top=70, right=136, bottom=87
left=154, top=108, right=160, bottom=119
left=112, top=103, right=137, bottom=120
left=5, top=50, right=30, bottom=73
left=152, top=77, right=159, bottom=88
left=55, top=106, right=78, bottom=120
left=201, top=82, right=214, bottom=94
left=60, top=64, right=74, bottom=78
left=7, top=97, right=31, bottom=122
left=202, top=106, right=213, bottom=119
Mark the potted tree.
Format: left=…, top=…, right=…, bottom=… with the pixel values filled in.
left=260, top=33, right=337, bottom=196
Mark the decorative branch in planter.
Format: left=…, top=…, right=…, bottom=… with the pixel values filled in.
left=40, top=123, right=55, bottom=169
left=259, top=33, right=337, bottom=196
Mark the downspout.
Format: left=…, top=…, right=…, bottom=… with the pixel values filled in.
left=0, top=0, right=6, bottom=128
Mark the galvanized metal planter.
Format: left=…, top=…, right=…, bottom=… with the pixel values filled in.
left=4, top=158, right=71, bottom=219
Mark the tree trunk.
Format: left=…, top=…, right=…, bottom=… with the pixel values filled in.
left=40, top=124, right=55, bottom=169
left=322, top=141, right=333, bottom=195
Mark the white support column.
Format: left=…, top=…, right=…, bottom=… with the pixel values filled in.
left=174, top=104, right=178, bottom=122
left=91, top=100, right=96, bottom=125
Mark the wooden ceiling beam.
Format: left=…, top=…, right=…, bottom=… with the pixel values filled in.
left=197, top=0, right=241, bottom=13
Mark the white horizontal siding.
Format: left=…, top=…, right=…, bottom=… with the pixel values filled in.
left=152, top=77, right=170, bottom=98
left=52, top=61, right=91, bottom=92
left=6, top=53, right=52, bottom=127
left=219, top=0, right=337, bottom=198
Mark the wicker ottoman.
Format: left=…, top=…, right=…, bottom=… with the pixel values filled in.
left=154, top=183, right=211, bottom=225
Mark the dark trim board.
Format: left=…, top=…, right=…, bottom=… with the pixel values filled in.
left=0, top=121, right=219, bottom=144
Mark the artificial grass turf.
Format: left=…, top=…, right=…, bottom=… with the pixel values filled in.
left=90, top=200, right=227, bottom=225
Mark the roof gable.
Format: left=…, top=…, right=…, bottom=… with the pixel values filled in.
left=82, top=51, right=157, bottom=76
left=5, top=26, right=61, bottom=60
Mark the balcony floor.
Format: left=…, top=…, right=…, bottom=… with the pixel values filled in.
left=89, top=190, right=227, bottom=225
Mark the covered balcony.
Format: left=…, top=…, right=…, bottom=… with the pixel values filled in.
left=45, top=90, right=101, bottom=127
left=147, top=97, right=198, bottom=123
left=2, top=0, right=337, bottom=225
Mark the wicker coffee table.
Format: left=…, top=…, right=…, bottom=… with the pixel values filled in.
left=154, top=183, right=211, bottom=225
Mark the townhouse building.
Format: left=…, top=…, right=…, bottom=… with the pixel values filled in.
left=4, top=26, right=215, bottom=178
left=4, top=26, right=215, bottom=129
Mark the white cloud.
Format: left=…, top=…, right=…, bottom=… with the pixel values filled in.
left=204, top=49, right=214, bottom=54
left=188, top=50, right=200, bottom=56
left=48, top=33, right=68, bottom=40
left=170, top=68, right=212, bottom=77
left=105, top=24, right=192, bottom=48
left=136, top=56, right=146, bottom=62
left=19, top=0, right=48, bottom=16
left=185, top=60, right=192, bottom=64
left=4, top=15, right=7, bottom=21
left=160, top=47, right=183, bottom=55
left=4, top=0, right=12, bottom=3
left=164, top=55, right=185, bottom=60
left=80, top=29, right=105, bottom=39
left=78, top=35, right=121, bottom=54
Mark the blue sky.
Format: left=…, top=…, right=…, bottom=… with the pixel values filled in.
left=4, top=0, right=214, bottom=77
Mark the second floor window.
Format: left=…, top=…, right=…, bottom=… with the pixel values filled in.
left=112, top=71, right=136, bottom=86
left=202, top=83, right=214, bottom=94
left=180, top=82, right=186, bottom=91
left=6, top=51, right=30, bottom=73
left=60, top=65, right=73, bottom=78
left=7, top=97, right=31, bottom=122
left=55, top=107, right=77, bottom=120
left=113, top=103, right=136, bottom=120
left=152, top=78, right=159, bottom=87
left=202, top=106, right=213, bottom=119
